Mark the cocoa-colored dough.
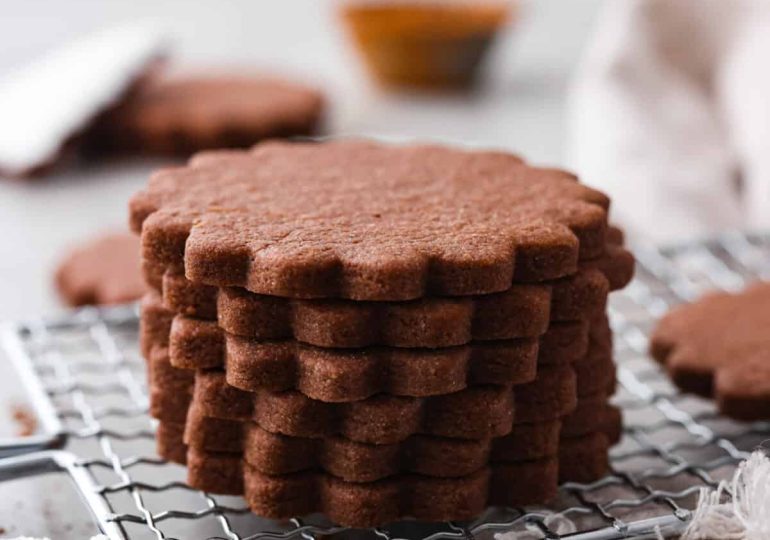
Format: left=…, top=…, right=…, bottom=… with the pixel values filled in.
left=187, top=447, right=244, bottom=495
left=560, top=393, right=618, bottom=439
left=651, top=282, right=770, bottom=420
left=183, top=402, right=245, bottom=454
left=147, top=346, right=193, bottom=423
left=139, top=292, right=174, bottom=358
left=184, top=400, right=562, bottom=482
left=91, top=75, right=324, bottom=156
left=192, top=369, right=515, bottom=444
left=559, top=432, right=611, bottom=484
left=165, top=315, right=595, bottom=403
left=155, top=258, right=630, bottom=345
left=55, top=232, right=144, bottom=307
left=138, top=290, right=590, bottom=402
left=156, top=420, right=187, bottom=465
left=130, top=140, right=612, bottom=301
left=236, top=459, right=556, bottom=527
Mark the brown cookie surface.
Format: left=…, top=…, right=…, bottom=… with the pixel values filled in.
left=192, top=369, right=515, bottom=444
left=156, top=258, right=627, bottom=346
left=136, top=284, right=590, bottom=402
left=55, top=232, right=144, bottom=307
left=184, top=399, right=561, bottom=482
left=237, top=460, right=556, bottom=527
left=139, top=292, right=174, bottom=358
left=156, top=420, right=187, bottom=465
left=130, top=140, right=611, bottom=301
left=650, top=282, right=770, bottom=420
left=574, top=316, right=615, bottom=397
left=164, top=313, right=592, bottom=402
left=147, top=346, right=193, bottom=423
left=560, top=393, right=618, bottom=438
left=91, top=75, right=324, bottom=155
left=559, top=432, right=611, bottom=483
left=187, top=448, right=245, bottom=495
left=184, top=454, right=559, bottom=527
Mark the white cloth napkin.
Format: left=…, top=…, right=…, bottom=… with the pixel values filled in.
left=567, top=0, right=770, bottom=243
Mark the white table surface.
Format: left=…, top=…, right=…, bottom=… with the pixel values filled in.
left=0, top=0, right=605, bottom=322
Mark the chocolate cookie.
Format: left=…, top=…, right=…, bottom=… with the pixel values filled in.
left=244, top=424, right=492, bottom=482
left=55, top=232, right=144, bottom=307
left=152, top=234, right=634, bottom=327
left=187, top=448, right=244, bottom=495
left=91, top=75, right=324, bottom=155
left=559, top=432, right=611, bottom=483
left=156, top=420, right=187, bottom=465
left=574, top=317, right=615, bottom=398
left=560, top=393, right=620, bottom=439
left=210, top=331, right=538, bottom=402
left=189, top=361, right=577, bottom=444
left=129, top=140, right=611, bottom=301
left=558, top=395, right=621, bottom=483
left=650, top=282, right=770, bottom=420
left=238, top=460, right=556, bottom=527
left=155, top=260, right=622, bottom=347
left=513, top=363, right=577, bottom=423
left=184, top=404, right=245, bottom=454
left=581, top=244, right=635, bottom=292
left=182, top=453, right=558, bottom=527
left=139, top=292, right=174, bottom=358
left=184, top=399, right=561, bottom=482
left=164, top=314, right=591, bottom=402
left=147, top=346, right=193, bottom=423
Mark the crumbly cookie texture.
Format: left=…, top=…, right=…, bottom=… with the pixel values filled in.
left=182, top=401, right=559, bottom=482
left=183, top=457, right=558, bottom=528
left=130, top=140, right=611, bottom=300
left=651, top=282, right=770, bottom=420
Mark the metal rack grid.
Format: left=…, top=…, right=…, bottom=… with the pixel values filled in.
left=2, top=232, right=770, bottom=540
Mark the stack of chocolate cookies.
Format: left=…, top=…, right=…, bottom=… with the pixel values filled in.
left=132, top=140, right=634, bottom=527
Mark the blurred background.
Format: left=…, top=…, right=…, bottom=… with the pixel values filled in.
left=2, top=0, right=604, bottom=319
left=3, top=0, right=769, bottom=319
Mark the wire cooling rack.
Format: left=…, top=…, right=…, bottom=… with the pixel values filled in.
left=2, top=232, right=770, bottom=540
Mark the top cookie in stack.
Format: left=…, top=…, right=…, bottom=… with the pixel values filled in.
left=130, top=140, right=610, bottom=299
left=131, top=139, right=632, bottom=528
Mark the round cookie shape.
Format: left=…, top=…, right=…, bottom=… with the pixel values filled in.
left=92, top=75, right=324, bottom=155
left=129, top=140, right=610, bottom=300
left=650, top=282, right=770, bottom=420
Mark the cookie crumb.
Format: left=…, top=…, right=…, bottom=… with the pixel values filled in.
left=10, top=404, right=37, bottom=436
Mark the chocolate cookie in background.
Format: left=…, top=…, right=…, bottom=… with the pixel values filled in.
left=131, top=139, right=633, bottom=527
left=86, top=74, right=325, bottom=157
left=651, top=282, right=770, bottom=420
left=54, top=232, right=144, bottom=307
